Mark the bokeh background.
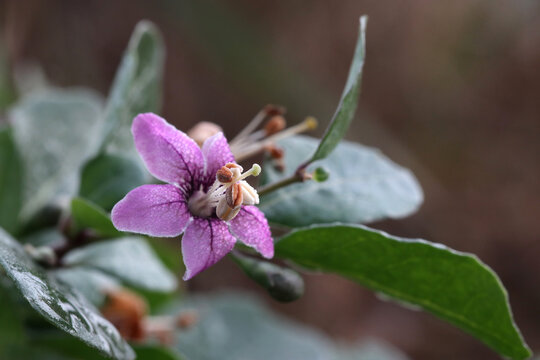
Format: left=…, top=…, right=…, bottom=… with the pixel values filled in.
left=1, top=0, right=539, bottom=359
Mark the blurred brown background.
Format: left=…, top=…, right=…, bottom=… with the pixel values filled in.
left=2, top=0, right=539, bottom=359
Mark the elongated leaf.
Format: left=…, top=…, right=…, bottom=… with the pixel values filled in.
left=10, top=89, right=104, bottom=221
left=62, top=237, right=177, bottom=292
left=80, top=153, right=145, bottom=211
left=101, top=21, right=164, bottom=162
left=0, top=127, right=22, bottom=234
left=309, top=16, right=367, bottom=163
left=260, top=136, right=423, bottom=227
left=71, top=197, right=122, bottom=238
left=0, top=228, right=134, bottom=360
left=275, top=224, right=531, bottom=360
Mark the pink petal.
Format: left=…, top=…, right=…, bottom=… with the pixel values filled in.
left=111, top=184, right=191, bottom=237
left=201, top=132, right=235, bottom=185
left=132, top=113, right=203, bottom=187
left=229, top=206, right=274, bottom=258
left=182, top=218, right=237, bottom=280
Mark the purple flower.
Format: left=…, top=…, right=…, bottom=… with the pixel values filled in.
left=111, top=113, right=273, bottom=280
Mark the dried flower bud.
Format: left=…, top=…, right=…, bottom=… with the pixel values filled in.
left=187, top=121, right=223, bottom=146
left=216, top=166, right=233, bottom=183
left=175, top=310, right=199, bottom=329
left=101, top=289, right=147, bottom=341
left=226, top=183, right=243, bottom=209
left=264, top=115, right=286, bottom=135
left=263, top=104, right=286, bottom=117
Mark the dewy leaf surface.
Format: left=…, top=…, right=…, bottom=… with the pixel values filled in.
left=309, top=16, right=367, bottom=162
left=79, top=154, right=145, bottom=211
left=10, top=89, right=104, bottom=221
left=0, top=228, right=135, bottom=360
left=260, top=135, right=423, bottom=227
left=62, top=237, right=177, bottom=292
left=101, top=20, right=164, bottom=163
left=275, top=224, right=531, bottom=360
left=0, top=127, right=22, bottom=234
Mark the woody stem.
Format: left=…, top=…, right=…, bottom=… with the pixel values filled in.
left=257, top=166, right=308, bottom=197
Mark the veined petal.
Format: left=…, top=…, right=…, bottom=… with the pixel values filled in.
left=182, top=218, right=236, bottom=280
left=132, top=113, right=203, bottom=187
left=229, top=206, right=273, bottom=258
left=201, top=132, right=235, bottom=186
left=111, top=184, right=190, bottom=237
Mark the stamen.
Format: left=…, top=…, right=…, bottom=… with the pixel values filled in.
left=230, top=105, right=285, bottom=146
left=234, top=117, right=318, bottom=162
left=191, top=162, right=262, bottom=221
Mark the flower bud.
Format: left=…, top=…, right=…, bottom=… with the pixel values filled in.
left=187, top=121, right=223, bottom=146
left=101, top=289, right=147, bottom=341
left=313, top=166, right=330, bottom=182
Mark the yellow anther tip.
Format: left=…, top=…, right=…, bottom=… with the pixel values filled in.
left=304, top=116, right=318, bottom=130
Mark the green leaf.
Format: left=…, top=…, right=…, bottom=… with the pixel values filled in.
left=0, top=127, right=23, bottom=234
left=101, top=20, right=164, bottom=162
left=0, top=227, right=135, bottom=360
left=260, top=136, right=423, bottom=227
left=231, top=252, right=304, bottom=302
left=133, top=345, right=182, bottom=360
left=309, top=16, right=367, bottom=163
left=10, top=89, right=104, bottom=221
left=62, top=237, right=177, bottom=292
left=162, top=292, right=409, bottom=360
left=162, top=293, right=345, bottom=360
left=53, top=267, right=121, bottom=307
left=80, top=153, right=146, bottom=211
left=275, top=224, right=531, bottom=360
left=71, top=197, right=122, bottom=238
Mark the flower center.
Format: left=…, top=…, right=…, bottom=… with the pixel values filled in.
left=187, top=163, right=261, bottom=221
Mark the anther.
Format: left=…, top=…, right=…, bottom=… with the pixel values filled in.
left=264, top=115, right=286, bottom=135
left=216, top=167, right=233, bottom=183
left=263, top=104, right=286, bottom=117
left=226, top=183, right=243, bottom=209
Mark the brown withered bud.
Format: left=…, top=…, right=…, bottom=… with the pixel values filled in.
left=264, top=115, right=286, bottom=135
left=175, top=310, right=199, bottom=329
left=187, top=121, right=223, bottom=146
left=226, top=182, right=243, bottom=209
left=263, top=104, right=286, bottom=117
left=216, top=166, right=233, bottom=183
left=101, top=289, right=148, bottom=341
